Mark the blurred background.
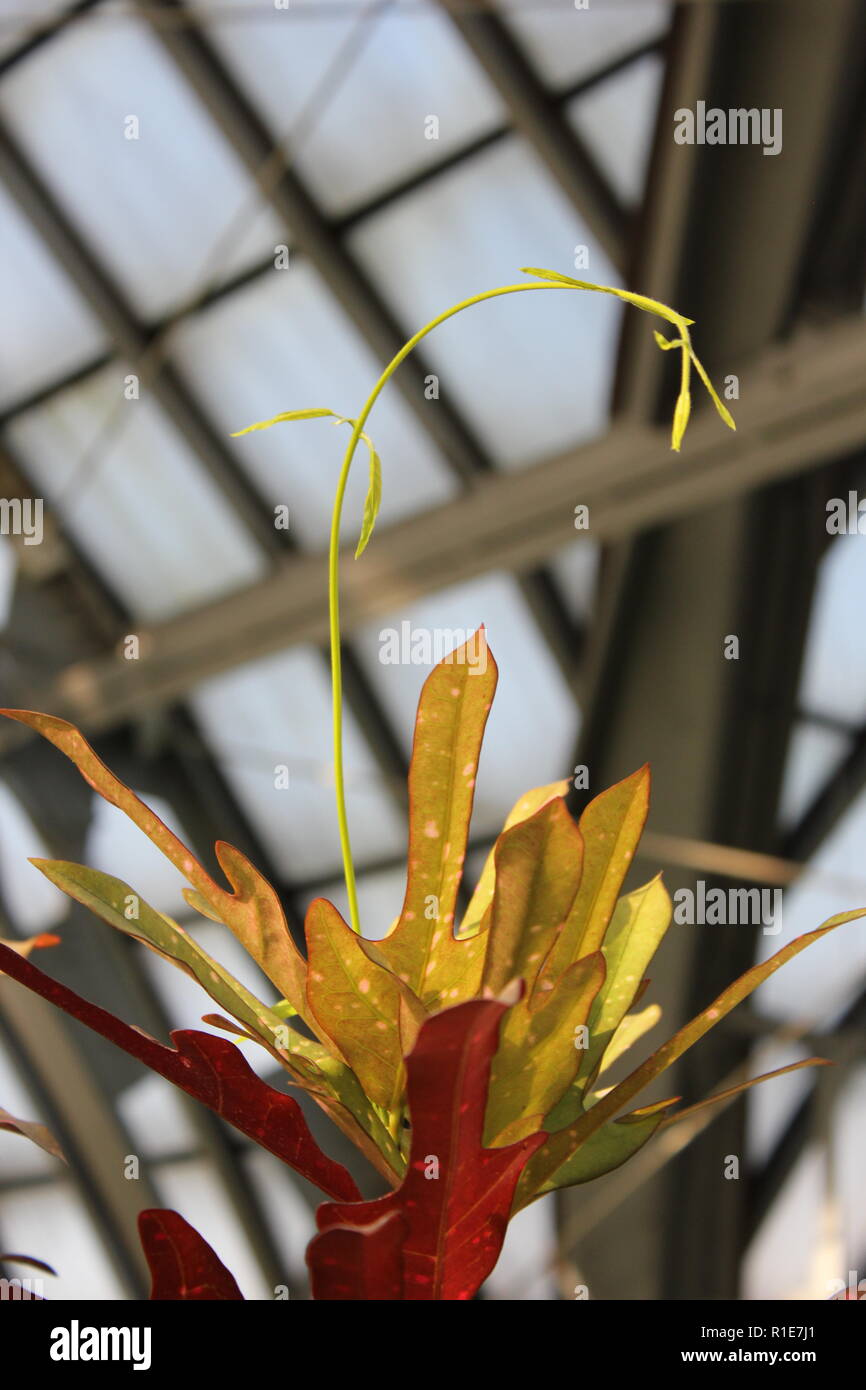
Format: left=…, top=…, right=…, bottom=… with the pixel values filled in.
left=0, top=0, right=864, bottom=1301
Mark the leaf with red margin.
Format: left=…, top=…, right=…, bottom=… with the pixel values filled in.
left=139, top=1210, right=243, bottom=1300
left=0, top=710, right=310, bottom=1022
left=308, top=999, right=545, bottom=1301
left=0, top=942, right=360, bottom=1203
left=375, top=632, right=497, bottom=1007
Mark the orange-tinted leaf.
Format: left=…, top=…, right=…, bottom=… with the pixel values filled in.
left=139, top=1210, right=243, bottom=1300
left=0, top=933, right=60, bottom=957
left=0, top=1106, right=65, bottom=1163
left=0, top=711, right=309, bottom=1022
left=0, top=941, right=361, bottom=1202
left=305, top=897, right=426, bottom=1110
left=482, top=797, right=583, bottom=999
left=376, top=633, right=497, bottom=1006
left=310, top=999, right=544, bottom=1300
left=459, top=780, right=569, bottom=937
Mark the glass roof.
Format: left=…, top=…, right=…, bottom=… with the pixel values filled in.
left=503, top=0, right=671, bottom=91
left=350, top=136, right=622, bottom=468
left=6, top=364, right=267, bottom=620
left=173, top=260, right=456, bottom=549
left=0, top=8, right=284, bottom=319
left=205, top=0, right=506, bottom=217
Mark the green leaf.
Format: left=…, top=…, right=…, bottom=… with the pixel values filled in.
left=517, top=907, right=866, bottom=1205
left=376, top=630, right=498, bottom=1007
left=305, top=897, right=426, bottom=1112
left=532, top=1098, right=676, bottom=1197
left=31, top=859, right=292, bottom=1059
left=352, top=431, right=382, bottom=558
left=659, top=1057, right=831, bottom=1132
left=579, top=876, right=671, bottom=1088
left=486, top=952, right=605, bottom=1145
left=538, top=766, right=650, bottom=993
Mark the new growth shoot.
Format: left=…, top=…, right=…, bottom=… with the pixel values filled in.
left=233, top=268, right=736, bottom=936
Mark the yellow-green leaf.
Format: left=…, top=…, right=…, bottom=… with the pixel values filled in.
left=517, top=907, right=866, bottom=1205
left=230, top=408, right=337, bottom=436
left=530, top=1098, right=676, bottom=1198
left=578, top=875, right=671, bottom=1089
left=352, top=432, right=381, bottom=558
left=486, top=952, right=605, bottom=1145
left=537, top=765, right=650, bottom=993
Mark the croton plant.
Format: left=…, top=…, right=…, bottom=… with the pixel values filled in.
left=0, top=269, right=861, bottom=1300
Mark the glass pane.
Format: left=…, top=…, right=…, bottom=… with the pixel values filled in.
left=204, top=0, right=505, bottom=216
left=0, top=1036, right=56, bottom=1180
left=0, top=8, right=283, bottom=318
left=742, top=1145, right=824, bottom=1299
left=0, top=181, right=106, bottom=411
left=6, top=365, right=266, bottom=620
left=755, top=783, right=866, bottom=1024
left=549, top=537, right=600, bottom=626
left=567, top=52, right=665, bottom=208
left=798, top=534, right=866, bottom=725
left=86, top=790, right=193, bottom=920
left=349, top=137, right=621, bottom=467
left=0, top=779, right=67, bottom=934
left=777, top=720, right=852, bottom=832
left=353, top=572, right=578, bottom=840
left=173, top=262, right=455, bottom=550
left=189, top=645, right=406, bottom=881
left=116, top=1075, right=199, bottom=1162
left=310, top=865, right=406, bottom=943
left=0, top=1181, right=125, bottom=1299
left=504, top=0, right=670, bottom=91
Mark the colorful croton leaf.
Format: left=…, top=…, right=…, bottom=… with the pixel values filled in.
left=139, top=1210, right=243, bottom=1301
left=1, top=632, right=863, bottom=1299
left=307, top=998, right=545, bottom=1300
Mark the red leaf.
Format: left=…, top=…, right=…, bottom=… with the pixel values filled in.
left=0, top=942, right=360, bottom=1203
left=139, top=1210, right=243, bottom=1300
left=308, top=999, right=544, bottom=1301
left=308, top=1213, right=407, bottom=1301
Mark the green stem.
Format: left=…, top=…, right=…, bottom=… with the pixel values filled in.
left=330, top=280, right=571, bottom=934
